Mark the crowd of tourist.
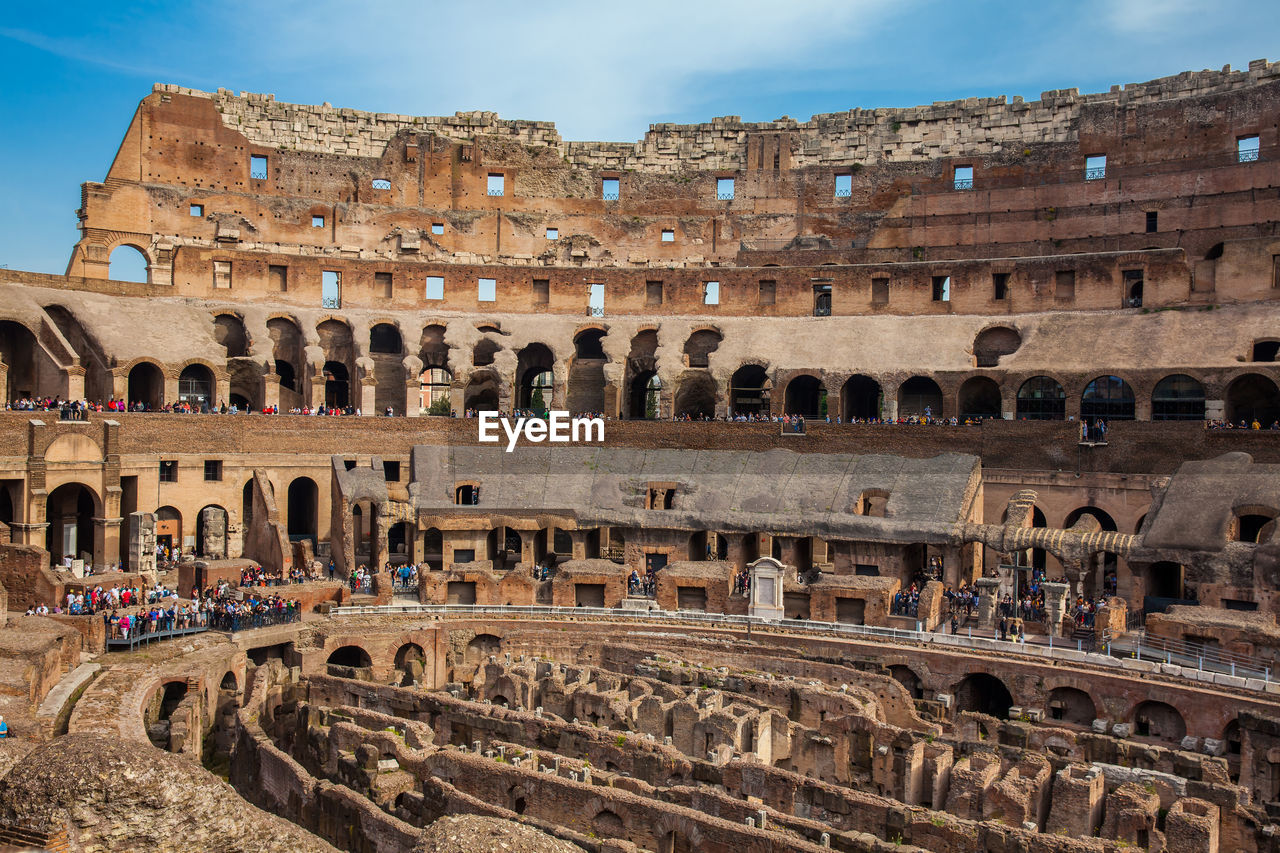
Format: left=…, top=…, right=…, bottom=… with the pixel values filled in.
left=627, top=567, right=657, bottom=597
left=1206, top=418, right=1280, bottom=430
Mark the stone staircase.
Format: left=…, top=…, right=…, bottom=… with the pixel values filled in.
left=567, top=359, right=606, bottom=413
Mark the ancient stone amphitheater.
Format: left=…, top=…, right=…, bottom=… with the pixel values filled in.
left=1, top=59, right=1280, bottom=852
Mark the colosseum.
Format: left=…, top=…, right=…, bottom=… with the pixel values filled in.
left=0, top=58, right=1279, bottom=853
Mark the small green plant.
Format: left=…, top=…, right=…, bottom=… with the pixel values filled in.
left=615, top=734, right=627, bottom=748
left=930, top=816, right=945, bottom=828
left=891, top=121, right=902, bottom=133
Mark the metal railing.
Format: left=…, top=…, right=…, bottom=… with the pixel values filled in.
left=106, top=624, right=208, bottom=651
left=327, top=603, right=1276, bottom=691
left=953, top=178, right=974, bottom=190
left=1084, top=167, right=1107, bottom=181
left=717, top=192, right=735, bottom=200
left=210, top=608, right=301, bottom=633
left=602, top=192, right=619, bottom=201
left=321, top=296, right=341, bottom=309
left=1114, top=630, right=1270, bottom=680
left=487, top=188, right=504, bottom=196
left=834, top=188, right=852, bottom=198
left=1239, top=148, right=1260, bottom=163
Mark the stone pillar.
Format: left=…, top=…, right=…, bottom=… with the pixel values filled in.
left=519, top=530, right=536, bottom=568
left=1046, top=765, right=1106, bottom=837
left=200, top=505, right=228, bottom=559
left=215, top=375, right=231, bottom=410
left=1041, top=581, right=1070, bottom=637
left=0, top=357, right=8, bottom=403
left=748, top=557, right=785, bottom=620
left=450, top=382, right=465, bottom=416
left=360, top=377, right=376, bottom=415
left=1164, top=799, right=1219, bottom=853
left=882, top=386, right=899, bottom=421
left=405, top=380, right=421, bottom=417
left=129, top=512, right=157, bottom=575
left=974, top=577, right=1000, bottom=625
left=371, top=506, right=388, bottom=570
left=570, top=530, right=587, bottom=561
left=65, top=366, right=86, bottom=402
left=262, top=372, right=280, bottom=411
left=93, top=516, right=122, bottom=572
left=163, top=373, right=180, bottom=407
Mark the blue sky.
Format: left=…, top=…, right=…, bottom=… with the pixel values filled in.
left=1, top=0, right=1277, bottom=275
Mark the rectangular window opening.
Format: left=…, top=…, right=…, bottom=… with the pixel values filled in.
left=204, top=460, right=222, bottom=482
left=1124, top=268, right=1144, bottom=308
left=250, top=155, right=268, bottom=180
left=834, top=173, right=853, bottom=198
left=1238, top=135, right=1261, bottom=163
left=487, top=173, right=505, bottom=196
left=646, top=281, right=664, bottom=306
left=212, top=260, right=232, bottom=290
left=953, top=165, right=973, bottom=191
left=425, top=275, right=444, bottom=300
left=1085, top=154, right=1107, bottom=180
left=1056, top=270, right=1076, bottom=301
left=931, top=275, right=951, bottom=302
left=322, top=270, right=341, bottom=309
left=716, top=177, right=735, bottom=200
left=588, top=283, right=605, bottom=317
left=1273, top=255, right=1280, bottom=289
left=813, top=284, right=832, bottom=316
left=1146, top=210, right=1158, bottom=233
left=159, top=460, right=177, bottom=483
left=758, top=280, right=776, bottom=305
left=478, top=277, right=497, bottom=302
left=269, top=264, right=288, bottom=293
left=189, top=204, right=203, bottom=217
left=546, top=227, right=559, bottom=240
left=871, top=277, right=889, bottom=305
left=661, top=229, right=675, bottom=243
left=602, top=177, right=619, bottom=200
left=992, top=272, right=1009, bottom=301
left=375, top=271, right=393, bottom=299
left=312, top=215, right=325, bottom=228
left=431, top=222, right=444, bottom=235
left=533, top=279, right=549, bottom=304
left=703, top=281, right=720, bottom=305
left=383, top=460, right=400, bottom=481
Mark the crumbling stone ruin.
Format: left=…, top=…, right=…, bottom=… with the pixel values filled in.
left=2, top=59, right=1280, bottom=851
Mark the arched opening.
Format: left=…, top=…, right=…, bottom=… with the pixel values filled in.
left=394, top=643, right=425, bottom=683
left=267, top=317, right=304, bottom=408
left=155, top=506, right=182, bottom=557
left=899, top=376, right=943, bottom=419
left=323, top=361, right=349, bottom=409
left=108, top=244, right=148, bottom=283
left=516, top=344, right=555, bottom=411
left=730, top=365, right=770, bottom=416
left=1081, top=375, right=1135, bottom=423
left=219, top=671, right=238, bottom=691
left=213, top=314, right=250, bottom=358
left=1065, top=506, right=1118, bottom=593
left=683, top=328, right=722, bottom=368
left=241, top=480, right=255, bottom=534
left=673, top=372, right=717, bottom=418
left=973, top=326, right=1021, bottom=366
left=423, top=527, right=443, bottom=570
left=1226, top=373, right=1280, bottom=426
left=783, top=374, right=826, bottom=418
left=369, top=323, right=402, bottom=354
left=472, top=338, right=500, bottom=367
left=487, top=526, right=521, bottom=569
left=958, top=376, right=1002, bottom=420
left=465, top=633, right=501, bottom=666
left=419, top=366, right=452, bottom=415
left=178, top=364, right=215, bottom=410
left=1233, top=507, right=1278, bottom=543
left=889, top=665, right=923, bottom=700
left=1132, top=701, right=1186, bottom=742
left=1152, top=374, right=1205, bottom=421
left=195, top=504, right=229, bottom=559
left=127, top=362, right=164, bottom=410
left=145, top=680, right=188, bottom=749
left=287, top=477, right=318, bottom=543
left=388, top=521, right=412, bottom=560
left=953, top=673, right=1013, bottom=718
left=592, top=810, right=626, bottom=838
left=1016, top=376, right=1065, bottom=420
left=1252, top=340, right=1280, bottom=362
left=45, top=482, right=98, bottom=567
left=463, top=370, right=500, bottom=412
left=628, top=371, right=661, bottom=420
left=43, top=305, right=111, bottom=402
left=326, top=645, right=372, bottom=671
left=568, top=329, right=608, bottom=414
left=1046, top=686, right=1096, bottom=725
left=0, top=321, right=42, bottom=400
left=419, top=324, right=449, bottom=368
left=841, top=374, right=881, bottom=421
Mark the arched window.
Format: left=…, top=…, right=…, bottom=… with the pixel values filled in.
left=1081, top=375, right=1134, bottom=422
left=1151, top=374, right=1205, bottom=421
left=109, top=245, right=148, bottom=283
left=1016, top=376, right=1065, bottom=420
left=419, top=366, right=452, bottom=414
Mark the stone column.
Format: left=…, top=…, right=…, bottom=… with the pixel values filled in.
left=0, top=358, right=8, bottom=404
left=94, top=516, right=122, bottom=573
left=882, top=386, right=899, bottom=421
left=215, top=375, right=231, bottom=409
left=360, top=377, right=376, bottom=415
left=163, top=373, right=180, bottom=407
left=570, top=530, right=587, bottom=561
left=974, top=577, right=1001, bottom=625
left=65, top=366, right=86, bottom=402
left=262, top=372, right=280, bottom=411
left=404, top=380, right=421, bottom=417
left=1041, top=581, right=1070, bottom=637
left=519, top=529, right=536, bottom=568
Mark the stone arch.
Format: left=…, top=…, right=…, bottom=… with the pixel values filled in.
left=155, top=505, right=183, bottom=557
left=958, top=376, right=1002, bottom=420
left=592, top=810, right=627, bottom=838
left=1131, top=700, right=1186, bottom=742
left=888, top=665, right=923, bottom=699
left=1226, top=372, right=1280, bottom=425
left=419, top=323, right=449, bottom=368
left=464, top=370, right=501, bottom=412
left=369, top=323, right=402, bottom=354
left=43, top=304, right=112, bottom=402
left=516, top=343, right=556, bottom=410
left=730, top=364, right=771, bottom=415
left=267, top=316, right=305, bottom=408
left=326, top=645, right=372, bottom=669
left=323, top=361, right=349, bottom=409
left=568, top=328, right=608, bottom=414
left=1016, top=375, right=1066, bottom=420
left=108, top=244, right=149, bottom=283
left=44, top=482, right=102, bottom=567
left=842, top=374, right=881, bottom=421
left=683, top=327, right=722, bottom=368
left=213, top=313, right=250, bottom=358
left=973, top=325, right=1021, bottom=366
left=1251, top=339, right=1280, bottom=362
left=673, top=372, right=717, bottom=418
left=178, top=363, right=215, bottom=409
left=1232, top=504, right=1278, bottom=544
left=1081, top=375, right=1135, bottom=423
left=783, top=373, right=826, bottom=418
left=394, top=642, right=425, bottom=677
left=953, top=672, right=1013, bottom=718
left=0, top=320, right=47, bottom=400
left=195, top=504, right=229, bottom=559
left=1152, top=373, right=1205, bottom=421
left=219, top=671, right=238, bottom=691
left=369, top=323, right=406, bottom=413
left=287, top=477, right=318, bottom=542
left=472, top=338, right=501, bottom=367
left=1046, top=686, right=1096, bottom=725
left=628, top=371, right=661, bottom=419
left=145, top=679, right=189, bottom=749
left=1144, top=560, right=1185, bottom=600
left=899, top=376, right=943, bottom=419
left=465, top=633, right=501, bottom=666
